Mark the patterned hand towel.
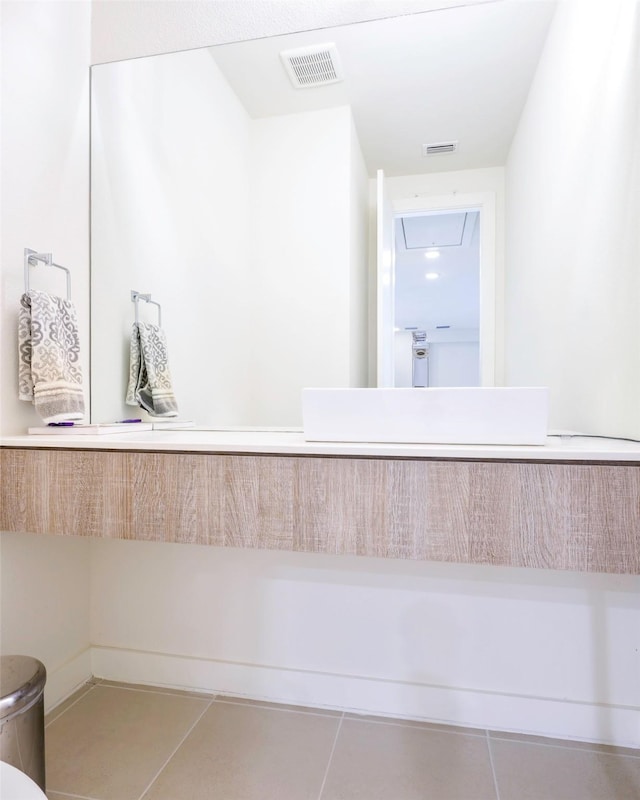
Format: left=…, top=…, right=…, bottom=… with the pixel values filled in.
left=126, top=322, right=178, bottom=417
left=18, top=290, right=85, bottom=423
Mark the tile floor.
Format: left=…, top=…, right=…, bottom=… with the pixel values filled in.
left=44, top=680, right=640, bottom=800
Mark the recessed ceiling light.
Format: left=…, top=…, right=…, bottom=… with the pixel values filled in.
left=425, top=272, right=440, bottom=280
left=425, top=250, right=440, bottom=259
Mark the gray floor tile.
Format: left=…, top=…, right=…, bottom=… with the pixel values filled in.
left=44, top=679, right=638, bottom=800
left=45, top=683, right=96, bottom=728
left=320, top=718, right=497, bottom=800
left=490, top=737, right=640, bottom=800
left=45, top=685, right=210, bottom=800
left=142, top=700, right=340, bottom=799
left=489, top=729, right=640, bottom=758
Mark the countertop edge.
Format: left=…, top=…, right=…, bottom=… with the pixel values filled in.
left=2, top=432, right=640, bottom=462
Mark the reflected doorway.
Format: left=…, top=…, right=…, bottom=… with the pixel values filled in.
left=376, top=170, right=496, bottom=389
left=393, top=209, right=480, bottom=387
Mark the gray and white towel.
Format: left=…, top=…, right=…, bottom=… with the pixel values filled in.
left=18, top=290, right=85, bottom=423
left=126, top=322, right=178, bottom=417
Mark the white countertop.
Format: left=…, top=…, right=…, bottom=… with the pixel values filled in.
left=2, top=429, right=640, bottom=461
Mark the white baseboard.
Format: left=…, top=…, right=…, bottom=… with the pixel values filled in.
left=44, top=647, right=93, bottom=713
left=90, top=645, right=640, bottom=748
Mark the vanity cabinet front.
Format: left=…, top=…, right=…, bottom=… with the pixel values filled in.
left=2, top=448, right=638, bottom=574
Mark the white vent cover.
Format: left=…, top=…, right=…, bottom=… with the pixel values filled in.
left=280, top=43, right=343, bottom=89
left=422, top=141, right=458, bottom=156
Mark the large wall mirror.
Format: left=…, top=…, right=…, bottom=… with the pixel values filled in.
left=91, top=0, right=640, bottom=437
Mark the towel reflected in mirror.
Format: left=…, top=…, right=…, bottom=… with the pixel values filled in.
left=126, top=321, right=178, bottom=417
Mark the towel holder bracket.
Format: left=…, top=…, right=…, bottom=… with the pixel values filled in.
left=131, top=290, right=162, bottom=326
left=24, top=248, right=72, bottom=301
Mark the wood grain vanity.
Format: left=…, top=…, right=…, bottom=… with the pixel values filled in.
left=2, top=434, right=639, bottom=575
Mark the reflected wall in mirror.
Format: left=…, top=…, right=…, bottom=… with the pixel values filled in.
left=91, top=0, right=640, bottom=437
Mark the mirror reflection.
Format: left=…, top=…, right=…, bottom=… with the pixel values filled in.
left=91, top=0, right=640, bottom=437
left=393, top=210, right=480, bottom=388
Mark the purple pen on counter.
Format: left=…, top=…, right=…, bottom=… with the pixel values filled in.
left=117, top=419, right=143, bottom=423
left=48, top=422, right=75, bottom=427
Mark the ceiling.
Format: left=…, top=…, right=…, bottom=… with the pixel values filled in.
left=210, top=0, right=557, bottom=176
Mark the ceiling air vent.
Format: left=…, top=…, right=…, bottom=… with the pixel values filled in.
left=280, top=43, right=343, bottom=89
left=422, top=141, right=458, bottom=156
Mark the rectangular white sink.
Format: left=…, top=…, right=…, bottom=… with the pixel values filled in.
left=302, top=387, right=549, bottom=445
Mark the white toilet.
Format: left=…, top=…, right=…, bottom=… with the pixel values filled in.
left=0, top=761, right=47, bottom=799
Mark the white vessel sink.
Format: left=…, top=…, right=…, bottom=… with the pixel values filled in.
left=302, top=387, right=549, bottom=445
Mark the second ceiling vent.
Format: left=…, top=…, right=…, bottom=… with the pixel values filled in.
left=422, top=141, right=458, bottom=156
left=280, top=43, right=343, bottom=89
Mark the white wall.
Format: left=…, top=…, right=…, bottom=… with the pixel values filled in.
left=0, top=533, right=92, bottom=711
left=90, top=540, right=640, bottom=747
left=91, top=48, right=254, bottom=426
left=248, top=105, right=366, bottom=425
left=505, top=0, right=640, bottom=437
left=92, top=66, right=366, bottom=426
left=0, top=1, right=93, bottom=708
left=0, top=0, right=91, bottom=436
